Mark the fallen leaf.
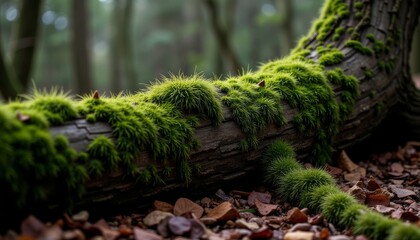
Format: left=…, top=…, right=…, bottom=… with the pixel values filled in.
left=154, top=200, right=174, bottom=212
left=174, top=198, right=204, bottom=218
left=338, top=150, right=359, bottom=172
left=344, top=172, right=361, bottom=182
left=366, top=176, right=381, bottom=191
left=308, top=215, right=324, bottom=225
left=255, top=199, right=277, bottom=216
left=215, top=189, right=230, bottom=201
left=399, top=211, right=420, bottom=222
left=375, top=205, right=395, bottom=214
left=289, top=223, right=311, bottom=232
left=206, top=202, right=240, bottom=222
left=325, top=165, right=343, bottom=176
left=143, top=210, right=174, bottom=227
left=168, top=216, right=191, bottom=235
left=247, top=191, right=271, bottom=206
left=285, top=208, right=308, bottom=224
left=133, top=227, right=162, bottom=240
left=365, top=193, right=390, bottom=207
left=391, top=209, right=404, bottom=219
left=389, top=186, right=416, bottom=198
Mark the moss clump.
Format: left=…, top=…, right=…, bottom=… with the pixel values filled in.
left=145, top=74, right=223, bottom=125
left=260, top=58, right=340, bottom=164
left=318, top=48, right=344, bottom=66
left=387, top=224, right=420, bottom=240
left=214, top=71, right=286, bottom=150
left=345, top=40, right=374, bottom=55
left=261, top=140, right=296, bottom=164
left=301, top=184, right=341, bottom=211
left=363, top=68, right=374, bottom=79
left=22, top=88, right=78, bottom=125
left=278, top=168, right=335, bottom=205
left=354, top=212, right=400, bottom=240
left=332, top=27, right=344, bottom=41
left=264, top=156, right=303, bottom=185
left=339, top=203, right=369, bottom=226
left=87, top=136, right=120, bottom=171
left=354, top=1, right=363, bottom=9
left=321, top=192, right=357, bottom=225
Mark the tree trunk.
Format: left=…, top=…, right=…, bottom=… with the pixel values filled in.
left=71, top=0, right=93, bottom=95
left=0, top=0, right=42, bottom=100
left=42, top=0, right=420, bottom=215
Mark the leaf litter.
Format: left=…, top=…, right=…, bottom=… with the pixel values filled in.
left=1, top=143, right=419, bottom=239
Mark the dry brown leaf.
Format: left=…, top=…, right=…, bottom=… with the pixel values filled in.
left=206, top=202, right=240, bottom=222
left=347, top=184, right=366, bottom=203
left=389, top=186, right=416, bottom=198
left=338, top=150, right=359, bottom=172
left=255, top=199, right=278, bottom=216
left=154, top=200, right=174, bottom=212
left=367, top=176, right=381, bottom=191
left=399, top=211, right=420, bottom=222
left=174, top=198, right=204, bottom=218
left=344, top=172, right=361, bottom=182
left=365, top=193, right=390, bottom=207
left=247, top=191, right=271, bottom=206
left=375, top=205, right=395, bottom=214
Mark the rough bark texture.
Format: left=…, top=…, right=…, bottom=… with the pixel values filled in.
left=48, top=0, right=420, bottom=214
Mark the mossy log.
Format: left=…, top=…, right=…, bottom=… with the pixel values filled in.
left=1, top=0, right=420, bottom=225
left=45, top=0, right=420, bottom=214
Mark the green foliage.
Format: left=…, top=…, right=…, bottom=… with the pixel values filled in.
left=345, top=40, right=374, bottom=55
left=318, top=48, right=344, bottom=66
left=278, top=168, right=335, bottom=205
left=354, top=212, right=401, bottom=240
left=264, top=156, right=303, bottom=185
left=87, top=136, right=120, bottom=170
left=339, top=203, right=369, bottom=226
left=321, top=192, right=357, bottom=225
left=261, top=140, right=296, bottom=164
left=354, top=1, right=364, bottom=9
left=332, top=27, right=344, bottom=41
left=145, top=74, right=223, bottom=125
left=387, top=224, right=420, bottom=240
left=23, top=88, right=78, bottom=125
left=301, top=184, right=341, bottom=211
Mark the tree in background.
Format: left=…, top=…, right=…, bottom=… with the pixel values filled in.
left=110, top=0, right=137, bottom=92
left=71, top=0, right=92, bottom=95
left=0, top=0, right=42, bottom=100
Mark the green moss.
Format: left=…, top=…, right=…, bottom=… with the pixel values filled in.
left=387, top=224, right=420, bottom=240
left=345, top=40, right=374, bottom=55
left=354, top=1, right=363, bottom=9
left=87, top=136, right=120, bottom=170
left=355, top=12, right=363, bottom=19
left=23, top=88, right=78, bottom=125
left=374, top=102, right=385, bottom=114
left=340, top=203, right=369, bottom=227
left=354, top=212, right=401, bottom=240
left=264, top=156, right=303, bottom=185
left=332, top=27, right=344, bottom=41
left=318, top=48, right=344, bottom=66
left=278, top=168, right=335, bottom=205
left=363, top=68, right=374, bottom=79
left=301, top=184, right=341, bottom=211
left=261, top=140, right=296, bottom=164
left=321, top=192, right=357, bottom=225
left=145, top=74, right=223, bottom=125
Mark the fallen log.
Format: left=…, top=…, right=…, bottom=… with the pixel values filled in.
left=1, top=0, right=419, bottom=226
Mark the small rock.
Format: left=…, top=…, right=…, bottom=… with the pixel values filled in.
left=286, top=208, right=308, bottom=224
left=289, top=223, right=311, bottom=232
left=72, top=211, right=89, bottom=222
left=189, top=219, right=205, bottom=239
left=391, top=162, right=404, bottom=173
left=375, top=205, right=395, bottom=214
left=143, top=210, right=174, bottom=227
left=62, top=229, right=85, bottom=240
left=338, top=150, right=359, bottom=172
left=308, top=215, right=324, bottom=226
left=174, top=198, right=204, bottom=218
left=215, top=189, right=231, bottom=201
left=21, top=215, right=46, bottom=237
left=200, top=217, right=217, bottom=225
left=249, top=217, right=263, bottom=226
left=168, top=216, right=192, bottom=235
left=389, top=186, right=416, bottom=198
left=255, top=199, right=278, bottom=216
left=329, top=235, right=351, bottom=240
left=248, top=191, right=272, bottom=206
left=206, top=202, right=240, bottom=222
left=366, top=176, right=381, bottom=191
left=249, top=226, right=273, bottom=239
left=344, top=172, right=361, bottom=182
left=284, top=231, right=314, bottom=240
left=235, top=219, right=260, bottom=231
left=355, top=235, right=369, bottom=240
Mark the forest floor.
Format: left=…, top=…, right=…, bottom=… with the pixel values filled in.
left=2, top=141, right=419, bottom=240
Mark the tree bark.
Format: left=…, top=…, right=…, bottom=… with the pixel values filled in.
left=47, top=0, right=420, bottom=214
left=72, top=0, right=93, bottom=95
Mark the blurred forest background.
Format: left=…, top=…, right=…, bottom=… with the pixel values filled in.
left=0, top=0, right=419, bottom=100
